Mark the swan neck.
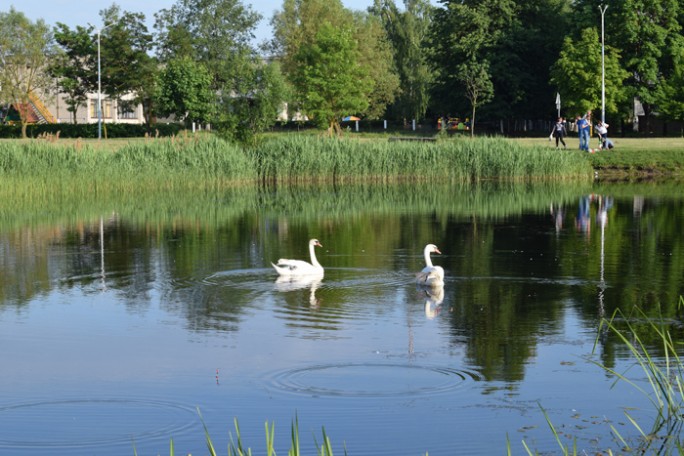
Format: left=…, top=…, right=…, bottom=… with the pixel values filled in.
left=424, top=249, right=434, bottom=268
left=310, top=243, right=322, bottom=268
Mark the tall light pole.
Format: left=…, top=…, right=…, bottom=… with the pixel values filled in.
left=91, top=23, right=112, bottom=139
left=97, top=27, right=102, bottom=139
left=599, top=5, right=608, bottom=124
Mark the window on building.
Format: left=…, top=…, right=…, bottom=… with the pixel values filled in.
left=90, top=99, right=113, bottom=119
left=118, top=101, right=138, bottom=120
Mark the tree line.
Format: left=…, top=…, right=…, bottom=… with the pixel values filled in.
left=1, top=0, right=683, bottom=139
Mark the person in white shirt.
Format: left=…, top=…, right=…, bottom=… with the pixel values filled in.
left=596, top=121, right=609, bottom=149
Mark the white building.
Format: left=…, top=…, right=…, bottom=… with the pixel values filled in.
left=47, top=92, right=144, bottom=125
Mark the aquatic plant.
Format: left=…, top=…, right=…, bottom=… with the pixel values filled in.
left=592, top=303, right=684, bottom=454
left=0, top=135, right=255, bottom=180
left=152, top=411, right=340, bottom=456
left=254, top=135, right=592, bottom=183
left=0, top=135, right=592, bottom=183
left=516, top=297, right=684, bottom=455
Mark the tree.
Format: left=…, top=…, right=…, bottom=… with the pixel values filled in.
left=155, top=0, right=285, bottom=141
left=609, top=0, right=682, bottom=120
left=429, top=0, right=572, bottom=125
left=352, top=11, right=400, bottom=120
left=155, top=0, right=261, bottom=86
left=550, top=28, right=628, bottom=118
left=98, top=5, right=157, bottom=124
left=658, top=49, right=684, bottom=133
left=292, top=22, right=372, bottom=135
left=270, top=0, right=349, bottom=74
left=157, top=56, right=215, bottom=126
left=371, top=0, right=434, bottom=122
left=219, top=57, right=289, bottom=143
left=571, top=0, right=683, bottom=125
left=50, top=24, right=96, bottom=123
left=458, top=59, right=493, bottom=136
left=0, top=8, right=58, bottom=138
left=271, top=0, right=399, bottom=122
left=429, top=0, right=517, bottom=122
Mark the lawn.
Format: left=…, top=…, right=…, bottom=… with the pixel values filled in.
left=510, top=135, right=684, bottom=152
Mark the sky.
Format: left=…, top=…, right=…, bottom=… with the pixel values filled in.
left=6, top=0, right=385, bottom=45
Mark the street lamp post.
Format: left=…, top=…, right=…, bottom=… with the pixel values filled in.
left=97, top=27, right=102, bottom=139
left=92, top=23, right=112, bottom=140
left=599, top=5, right=608, bottom=124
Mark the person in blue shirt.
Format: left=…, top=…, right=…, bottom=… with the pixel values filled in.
left=576, top=114, right=590, bottom=151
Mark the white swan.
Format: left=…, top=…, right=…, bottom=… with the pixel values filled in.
left=416, top=244, right=444, bottom=287
left=272, top=239, right=324, bottom=277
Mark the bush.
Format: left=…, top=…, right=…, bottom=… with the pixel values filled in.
left=0, top=122, right=183, bottom=139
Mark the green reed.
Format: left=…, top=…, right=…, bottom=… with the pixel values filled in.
left=254, top=135, right=593, bottom=183
left=156, top=412, right=340, bottom=456
left=592, top=303, right=684, bottom=454
left=516, top=297, right=684, bottom=455
left=0, top=135, right=591, bottom=183
left=0, top=135, right=255, bottom=180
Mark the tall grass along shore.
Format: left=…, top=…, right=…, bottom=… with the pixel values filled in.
left=0, top=135, right=593, bottom=184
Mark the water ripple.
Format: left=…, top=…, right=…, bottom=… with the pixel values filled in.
left=266, top=363, right=481, bottom=398
left=0, top=398, right=196, bottom=449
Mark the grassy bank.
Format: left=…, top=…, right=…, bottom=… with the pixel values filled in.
left=511, top=136, right=684, bottom=176
left=0, top=134, right=593, bottom=183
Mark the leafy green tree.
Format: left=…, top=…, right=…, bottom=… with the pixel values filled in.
left=98, top=5, right=157, bottom=121
left=157, top=56, right=215, bottom=126
left=270, top=0, right=349, bottom=74
left=458, top=59, right=493, bottom=136
left=155, top=0, right=286, bottom=141
left=352, top=11, right=400, bottom=119
left=50, top=24, right=96, bottom=123
left=571, top=0, right=683, bottom=125
left=490, top=0, right=571, bottom=118
left=0, top=8, right=58, bottom=138
left=155, top=0, right=261, bottom=86
left=429, top=0, right=517, bottom=121
left=609, top=0, right=682, bottom=118
left=371, top=0, right=434, bottom=122
left=658, top=49, right=684, bottom=133
left=272, top=0, right=399, bottom=122
left=219, top=58, right=289, bottom=143
left=292, top=22, right=372, bottom=135
left=550, top=28, right=628, bottom=118
left=430, top=0, right=571, bottom=125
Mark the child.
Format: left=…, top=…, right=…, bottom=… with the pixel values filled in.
left=550, top=117, right=567, bottom=149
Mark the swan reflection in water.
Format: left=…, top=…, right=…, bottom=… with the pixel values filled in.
left=274, top=275, right=322, bottom=307
left=421, top=285, right=444, bottom=319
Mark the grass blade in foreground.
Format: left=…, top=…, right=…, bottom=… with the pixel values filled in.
left=592, top=302, right=684, bottom=453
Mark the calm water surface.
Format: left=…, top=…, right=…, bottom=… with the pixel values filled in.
left=0, top=181, right=683, bottom=455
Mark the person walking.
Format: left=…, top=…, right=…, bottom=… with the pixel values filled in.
left=550, top=117, right=567, bottom=149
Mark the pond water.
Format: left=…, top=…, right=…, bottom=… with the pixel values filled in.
left=0, top=181, right=683, bottom=455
